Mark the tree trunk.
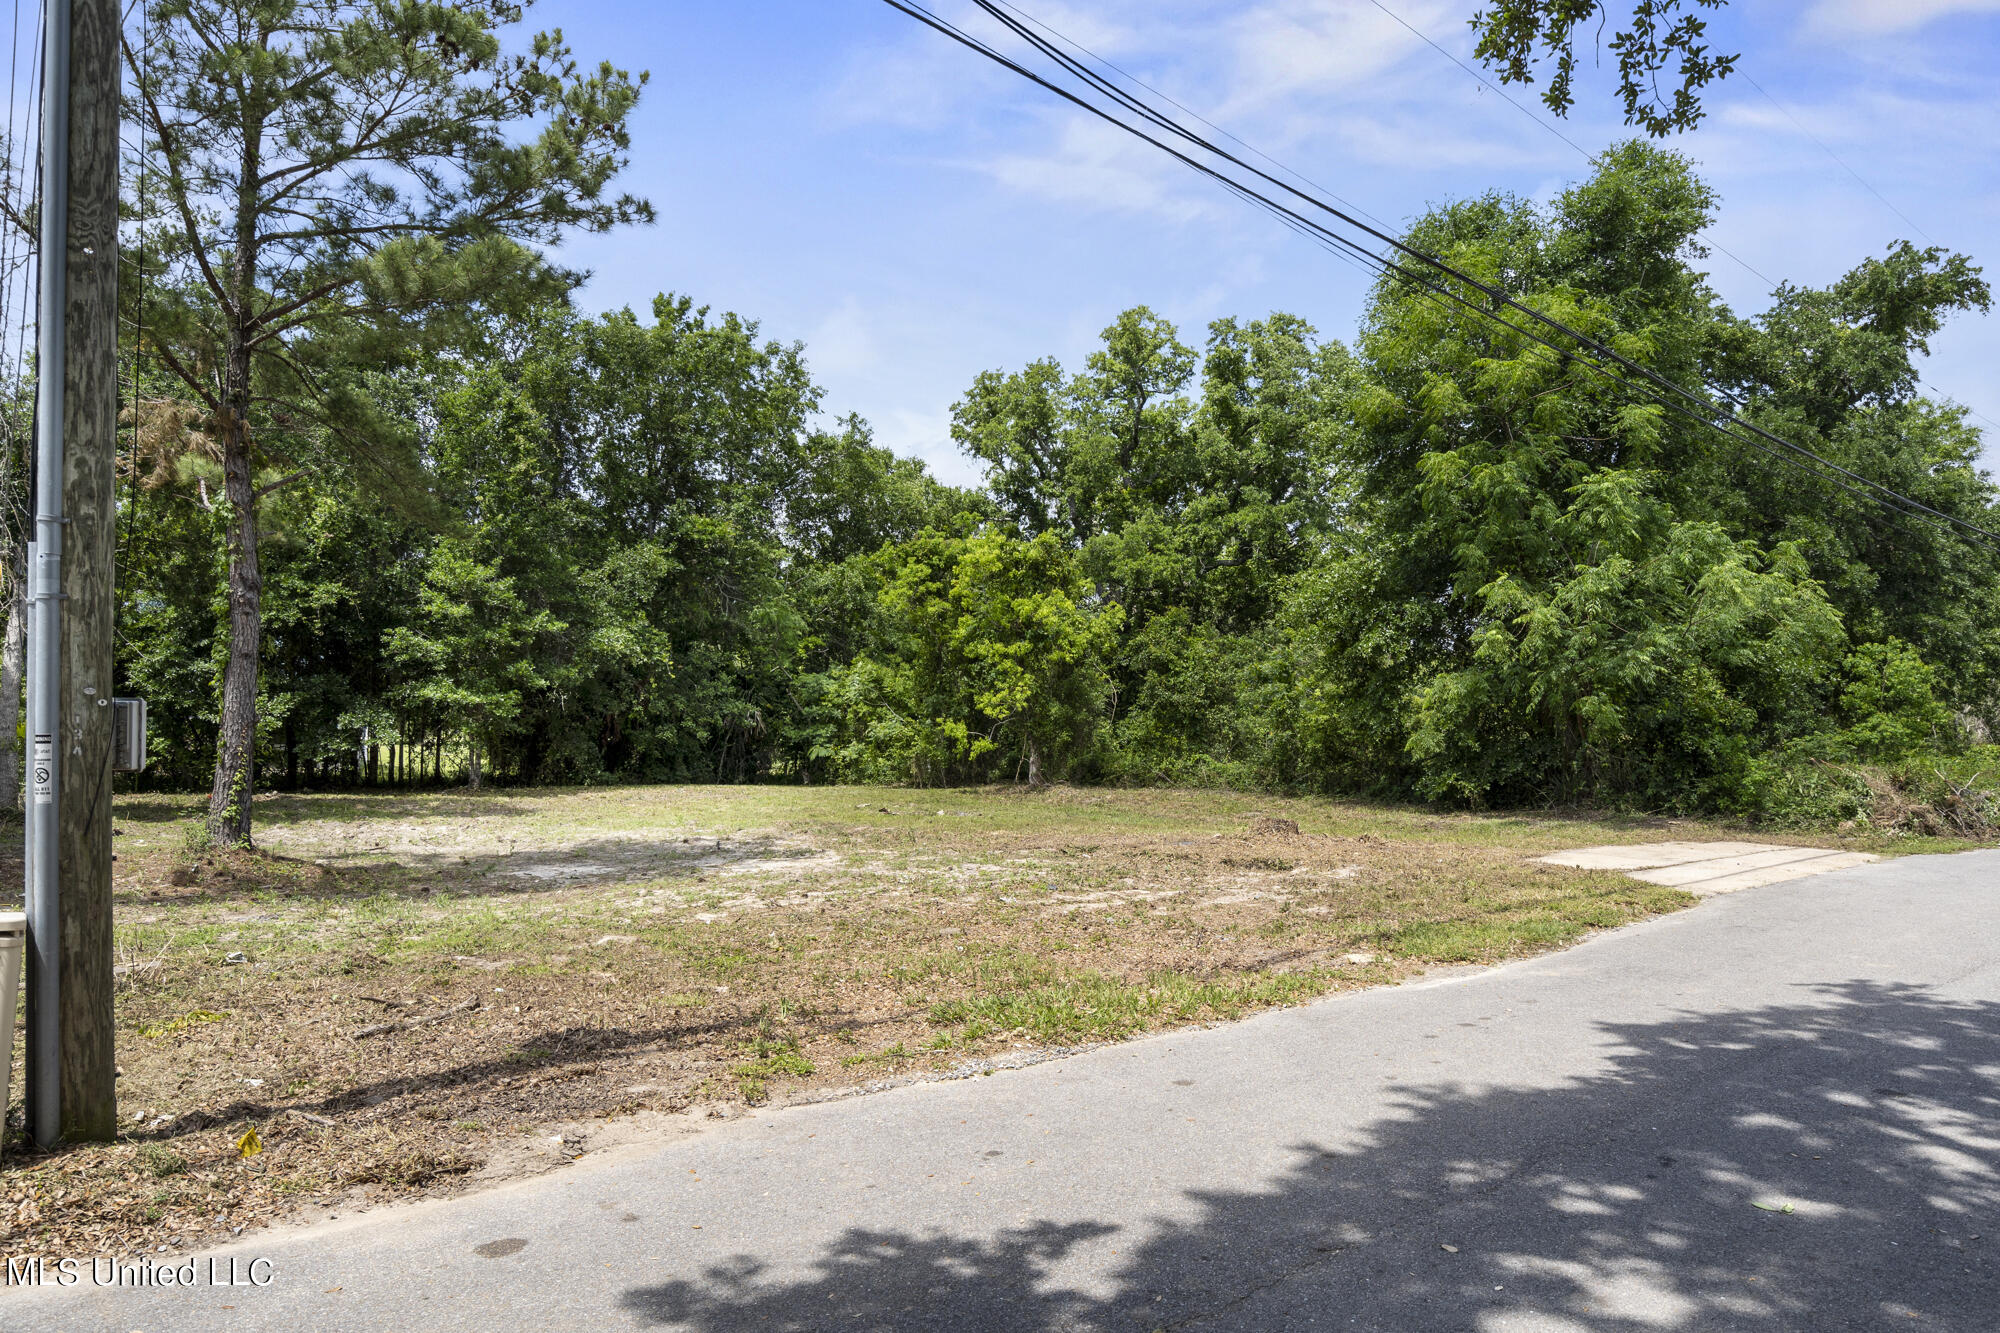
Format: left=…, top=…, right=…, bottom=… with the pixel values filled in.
left=206, top=413, right=260, bottom=844
left=1026, top=734, right=1044, bottom=788
left=205, top=79, right=266, bottom=848
left=0, top=556, right=24, bottom=811
left=467, top=735, right=482, bottom=790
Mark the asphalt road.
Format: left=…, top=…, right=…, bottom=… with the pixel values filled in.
left=7, top=850, right=1997, bottom=1332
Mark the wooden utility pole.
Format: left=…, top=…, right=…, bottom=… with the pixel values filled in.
left=24, top=0, right=119, bottom=1147
left=56, top=0, right=121, bottom=1142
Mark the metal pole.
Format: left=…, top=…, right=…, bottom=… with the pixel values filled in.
left=26, top=0, right=73, bottom=1152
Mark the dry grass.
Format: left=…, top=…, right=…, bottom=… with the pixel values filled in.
left=0, top=783, right=1899, bottom=1257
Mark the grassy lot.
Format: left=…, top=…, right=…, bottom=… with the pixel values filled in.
left=0, top=784, right=1931, bottom=1255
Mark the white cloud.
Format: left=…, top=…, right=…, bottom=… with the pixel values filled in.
left=1807, top=0, right=2000, bottom=36
left=1226, top=0, right=1431, bottom=105
left=955, top=0, right=1576, bottom=223
left=978, top=113, right=1227, bottom=221
left=990, top=0, right=1141, bottom=56
left=824, top=3, right=1010, bottom=130
left=875, top=406, right=979, bottom=486
left=805, top=300, right=880, bottom=379
left=1324, top=107, right=1560, bottom=172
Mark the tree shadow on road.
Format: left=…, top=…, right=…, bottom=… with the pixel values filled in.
left=619, top=980, right=1999, bottom=1330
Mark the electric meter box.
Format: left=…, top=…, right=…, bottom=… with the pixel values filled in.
left=112, top=697, right=147, bottom=773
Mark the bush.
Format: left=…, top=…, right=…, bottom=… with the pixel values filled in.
left=1746, top=746, right=2000, bottom=835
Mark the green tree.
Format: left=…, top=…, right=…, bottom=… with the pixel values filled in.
left=831, top=527, right=1121, bottom=786
left=1287, top=143, right=1995, bottom=806
left=128, top=0, right=649, bottom=842
left=410, top=298, right=852, bottom=784
left=1470, top=1, right=1738, bottom=134
left=386, top=541, right=558, bottom=788
left=951, top=309, right=1351, bottom=786
left=1715, top=242, right=1999, bottom=711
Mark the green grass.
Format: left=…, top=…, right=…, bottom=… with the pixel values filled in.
left=732, top=1034, right=816, bottom=1102
left=122, top=781, right=1846, bottom=867
left=840, top=1041, right=916, bottom=1069
left=138, top=1145, right=187, bottom=1179
left=927, top=969, right=1333, bottom=1044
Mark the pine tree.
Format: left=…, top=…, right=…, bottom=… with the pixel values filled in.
left=127, top=0, right=649, bottom=843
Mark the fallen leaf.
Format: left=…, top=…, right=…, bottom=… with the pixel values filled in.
left=235, top=1128, right=263, bottom=1159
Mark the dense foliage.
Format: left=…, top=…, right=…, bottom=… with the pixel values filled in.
left=124, top=0, right=649, bottom=842
left=115, top=145, right=2000, bottom=823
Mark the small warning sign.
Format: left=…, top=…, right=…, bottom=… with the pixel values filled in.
left=31, top=734, right=52, bottom=805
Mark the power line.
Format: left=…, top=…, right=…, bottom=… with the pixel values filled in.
left=1364, top=0, right=1588, bottom=157
left=1740, top=72, right=1933, bottom=246
left=988, top=0, right=1398, bottom=236
left=962, top=0, right=1974, bottom=542
left=1362, top=8, right=1982, bottom=444
left=1728, top=71, right=1983, bottom=423
left=1366, top=2, right=1981, bottom=446
left=909, top=0, right=1965, bottom=543
left=1362, top=0, right=1779, bottom=291
left=969, top=1, right=2000, bottom=544
left=1031, top=0, right=1984, bottom=458
left=1234, top=185, right=1970, bottom=542
left=881, top=0, right=2000, bottom=553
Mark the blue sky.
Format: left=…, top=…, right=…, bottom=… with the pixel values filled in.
left=546, top=1, right=2000, bottom=487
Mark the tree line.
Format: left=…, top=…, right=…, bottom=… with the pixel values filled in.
left=2, top=4, right=1990, bottom=847
left=113, top=138, right=2000, bottom=827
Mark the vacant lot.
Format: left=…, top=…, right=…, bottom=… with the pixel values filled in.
left=0, top=785, right=1904, bottom=1256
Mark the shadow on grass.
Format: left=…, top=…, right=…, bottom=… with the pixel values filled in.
left=616, top=980, right=1999, bottom=1330
left=117, top=791, right=575, bottom=830
left=307, top=833, right=809, bottom=883
left=121, top=833, right=807, bottom=908
left=143, top=1005, right=925, bottom=1139
left=245, top=791, right=565, bottom=829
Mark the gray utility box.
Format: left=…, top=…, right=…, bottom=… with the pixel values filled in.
left=112, top=697, right=147, bottom=773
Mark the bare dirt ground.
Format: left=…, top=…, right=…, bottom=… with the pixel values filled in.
left=0, top=784, right=1923, bottom=1259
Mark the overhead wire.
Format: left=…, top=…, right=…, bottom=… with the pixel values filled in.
left=965, top=0, right=1984, bottom=544
left=1740, top=72, right=1933, bottom=246
left=966, top=0, right=2000, bottom=547
left=987, top=0, right=1399, bottom=236
left=878, top=0, right=2000, bottom=554
left=1364, top=2, right=1989, bottom=459
left=1369, top=0, right=1983, bottom=438
left=1361, top=0, right=1782, bottom=291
